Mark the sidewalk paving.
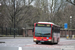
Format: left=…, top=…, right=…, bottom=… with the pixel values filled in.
left=0, top=37, right=33, bottom=39
left=0, top=37, right=66, bottom=39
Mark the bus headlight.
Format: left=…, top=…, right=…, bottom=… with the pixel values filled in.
left=34, top=39, right=37, bottom=41
left=48, top=39, right=51, bottom=41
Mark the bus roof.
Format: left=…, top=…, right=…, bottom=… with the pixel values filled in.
left=37, top=22, right=60, bottom=27
left=38, top=22, right=54, bottom=24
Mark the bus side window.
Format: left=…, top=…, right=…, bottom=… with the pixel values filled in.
left=32, top=28, right=34, bottom=32
left=52, top=26, right=54, bottom=30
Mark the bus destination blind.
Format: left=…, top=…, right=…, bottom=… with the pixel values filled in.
left=36, top=24, right=51, bottom=27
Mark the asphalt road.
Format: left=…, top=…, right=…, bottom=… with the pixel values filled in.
left=0, top=37, right=75, bottom=50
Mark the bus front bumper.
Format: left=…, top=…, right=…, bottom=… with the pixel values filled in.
left=33, top=39, right=52, bottom=43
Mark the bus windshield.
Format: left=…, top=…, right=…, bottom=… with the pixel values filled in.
left=35, top=27, right=51, bottom=37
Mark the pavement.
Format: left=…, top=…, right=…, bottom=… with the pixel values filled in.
left=0, top=37, right=32, bottom=39
left=0, top=36, right=75, bottom=39
left=0, top=37, right=66, bottom=39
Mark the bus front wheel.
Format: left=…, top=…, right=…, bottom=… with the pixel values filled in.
left=36, top=42, right=38, bottom=44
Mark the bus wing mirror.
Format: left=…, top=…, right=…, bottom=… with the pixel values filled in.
left=32, top=28, right=34, bottom=32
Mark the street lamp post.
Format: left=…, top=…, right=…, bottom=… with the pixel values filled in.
left=70, top=16, right=72, bottom=39
left=70, top=16, right=72, bottom=29
left=14, top=0, right=15, bottom=38
left=0, top=3, right=1, bottom=6
left=0, top=3, right=2, bottom=14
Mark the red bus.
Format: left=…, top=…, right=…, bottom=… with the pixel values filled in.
left=33, top=22, right=60, bottom=44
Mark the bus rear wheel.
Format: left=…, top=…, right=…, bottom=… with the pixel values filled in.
left=55, top=38, right=58, bottom=44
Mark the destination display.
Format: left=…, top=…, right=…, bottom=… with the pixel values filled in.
left=36, top=24, right=51, bottom=27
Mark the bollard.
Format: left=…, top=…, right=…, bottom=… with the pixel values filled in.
left=66, top=35, right=69, bottom=39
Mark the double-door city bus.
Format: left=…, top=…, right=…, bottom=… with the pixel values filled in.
left=33, top=22, right=60, bottom=44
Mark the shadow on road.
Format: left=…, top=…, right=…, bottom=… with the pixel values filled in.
left=38, top=42, right=59, bottom=45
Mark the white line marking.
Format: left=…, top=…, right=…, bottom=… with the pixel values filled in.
left=18, top=47, right=22, bottom=50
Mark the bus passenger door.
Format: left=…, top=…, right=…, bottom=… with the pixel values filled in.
left=52, top=26, right=54, bottom=38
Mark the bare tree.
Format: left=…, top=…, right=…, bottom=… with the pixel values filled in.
left=28, top=0, right=34, bottom=6
left=1, top=0, right=75, bottom=29
left=66, top=0, right=75, bottom=5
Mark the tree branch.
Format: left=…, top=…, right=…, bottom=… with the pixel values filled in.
left=66, top=0, right=75, bottom=5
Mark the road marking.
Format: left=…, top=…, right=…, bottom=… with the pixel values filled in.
left=18, top=47, right=22, bottom=50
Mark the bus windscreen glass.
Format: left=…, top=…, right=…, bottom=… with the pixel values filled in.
left=35, top=24, right=51, bottom=37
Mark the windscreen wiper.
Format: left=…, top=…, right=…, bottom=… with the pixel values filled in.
left=44, top=33, right=50, bottom=35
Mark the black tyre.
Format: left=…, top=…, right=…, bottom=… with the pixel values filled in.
left=55, top=39, right=58, bottom=44
left=36, top=42, right=38, bottom=44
